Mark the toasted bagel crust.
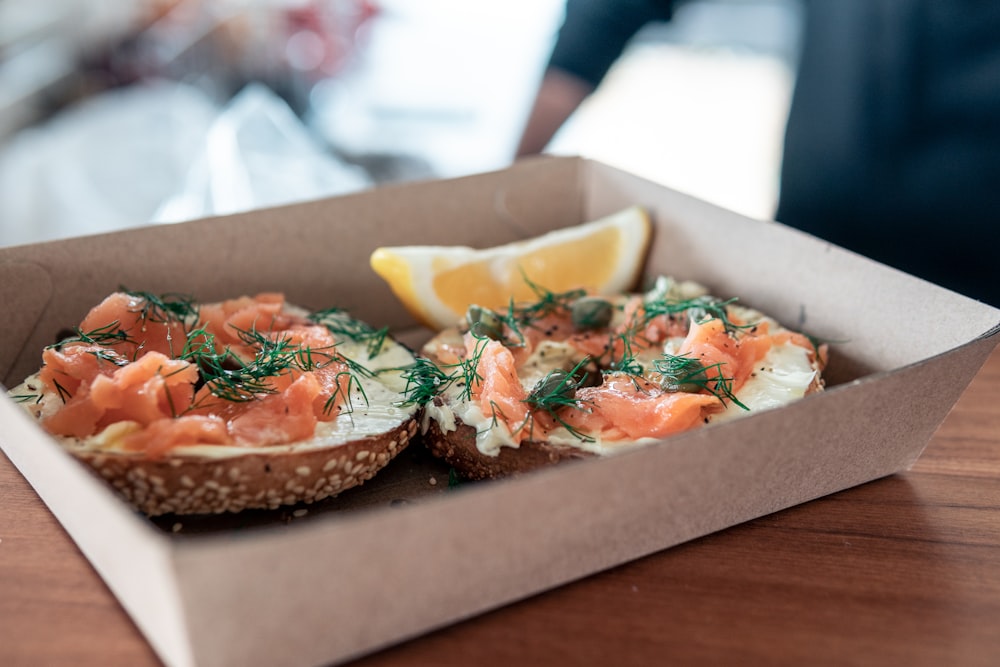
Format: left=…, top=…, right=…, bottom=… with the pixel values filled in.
left=423, top=418, right=592, bottom=480
left=70, top=418, right=419, bottom=515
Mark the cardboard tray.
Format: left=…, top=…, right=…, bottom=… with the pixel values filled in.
left=1, top=156, right=997, bottom=667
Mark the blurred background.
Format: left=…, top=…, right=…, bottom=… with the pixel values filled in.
left=0, top=0, right=800, bottom=247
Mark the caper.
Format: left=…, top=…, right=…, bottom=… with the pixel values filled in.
left=655, top=355, right=707, bottom=393
left=571, top=296, right=613, bottom=330
left=526, top=369, right=576, bottom=408
left=466, top=304, right=504, bottom=341
left=662, top=379, right=703, bottom=394
left=687, top=296, right=723, bottom=324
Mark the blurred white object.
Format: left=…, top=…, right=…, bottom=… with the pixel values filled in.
left=153, top=83, right=371, bottom=222
left=0, top=81, right=372, bottom=247
left=309, top=0, right=564, bottom=178
left=0, top=81, right=219, bottom=246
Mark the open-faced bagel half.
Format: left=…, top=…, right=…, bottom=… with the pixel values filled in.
left=9, top=291, right=421, bottom=515
left=416, top=276, right=827, bottom=481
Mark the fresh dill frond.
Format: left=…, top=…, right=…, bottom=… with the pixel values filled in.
left=48, top=321, right=135, bottom=350
left=523, top=359, right=595, bottom=442
left=397, top=357, right=460, bottom=407
left=86, top=348, right=130, bottom=367
left=501, top=298, right=526, bottom=348
left=337, top=352, right=377, bottom=380
left=511, top=271, right=587, bottom=326
left=653, top=353, right=748, bottom=410
left=121, top=288, right=199, bottom=326
left=641, top=294, right=753, bottom=334
left=605, top=330, right=645, bottom=378
left=323, top=370, right=370, bottom=416
left=52, top=379, right=72, bottom=404
left=308, top=307, right=389, bottom=358
left=186, top=326, right=313, bottom=403
left=11, top=393, right=42, bottom=404
left=456, top=334, right=492, bottom=401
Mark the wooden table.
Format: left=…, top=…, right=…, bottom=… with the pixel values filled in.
left=2, top=349, right=998, bottom=667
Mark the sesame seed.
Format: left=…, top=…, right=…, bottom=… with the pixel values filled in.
left=293, top=509, right=308, bottom=518
left=429, top=476, right=437, bottom=486
left=323, top=459, right=338, bottom=472
left=355, top=450, right=369, bottom=462
left=296, top=466, right=311, bottom=477
left=172, top=523, right=183, bottom=533
left=180, top=475, right=195, bottom=488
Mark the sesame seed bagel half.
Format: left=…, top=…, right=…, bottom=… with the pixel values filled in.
left=417, top=276, right=827, bottom=481
left=9, top=291, right=423, bottom=516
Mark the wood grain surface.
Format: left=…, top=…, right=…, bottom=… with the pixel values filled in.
left=2, top=348, right=998, bottom=667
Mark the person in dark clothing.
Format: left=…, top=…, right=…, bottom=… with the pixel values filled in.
left=516, top=0, right=1000, bottom=306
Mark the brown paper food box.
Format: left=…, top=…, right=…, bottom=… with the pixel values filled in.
left=1, top=157, right=997, bottom=667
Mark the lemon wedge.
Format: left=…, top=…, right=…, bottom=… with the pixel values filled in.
left=370, top=206, right=652, bottom=330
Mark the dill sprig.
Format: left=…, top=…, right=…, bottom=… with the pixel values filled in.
left=122, top=288, right=199, bottom=326
left=605, top=330, right=645, bottom=377
left=455, top=334, right=493, bottom=401
left=510, top=272, right=587, bottom=326
left=395, top=332, right=499, bottom=406
left=397, top=357, right=460, bottom=407
left=323, top=369, right=370, bottom=416
left=308, top=307, right=389, bottom=358
left=48, top=321, right=135, bottom=350
left=653, top=353, right=748, bottom=410
left=523, top=358, right=595, bottom=442
left=11, top=393, right=42, bottom=404
left=181, top=326, right=329, bottom=404
left=641, top=294, right=752, bottom=334
left=52, top=379, right=72, bottom=404
left=87, top=348, right=130, bottom=367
